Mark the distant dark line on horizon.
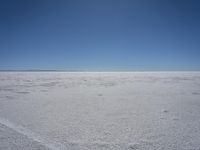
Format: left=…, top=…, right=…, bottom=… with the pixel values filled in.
left=0, top=69, right=83, bottom=72
left=0, top=69, right=200, bottom=72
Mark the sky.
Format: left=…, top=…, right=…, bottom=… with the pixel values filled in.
left=0, top=0, right=200, bottom=71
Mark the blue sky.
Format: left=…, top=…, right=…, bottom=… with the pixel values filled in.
left=0, top=0, right=200, bottom=70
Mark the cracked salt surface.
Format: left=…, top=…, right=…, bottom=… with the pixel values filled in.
left=0, top=72, right=200, bottom=150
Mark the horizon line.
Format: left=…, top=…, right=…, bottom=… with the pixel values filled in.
left=0, top=69, right=200, bottom=72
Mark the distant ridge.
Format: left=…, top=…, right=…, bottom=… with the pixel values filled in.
left=0, top=69, right=200, bottom=72
left=0, top=69, right=85, bottom=72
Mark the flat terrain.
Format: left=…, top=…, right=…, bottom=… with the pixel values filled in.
left=0, top=72, right=200, bottom=150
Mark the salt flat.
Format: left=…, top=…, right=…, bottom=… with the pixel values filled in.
left=0, top=72, right=200, bottom=150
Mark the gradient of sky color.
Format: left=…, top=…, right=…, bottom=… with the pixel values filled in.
left=0, top=0, right=200, bottom=70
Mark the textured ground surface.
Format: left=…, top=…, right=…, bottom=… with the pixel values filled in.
left=0, top=72, right=200, bottom=150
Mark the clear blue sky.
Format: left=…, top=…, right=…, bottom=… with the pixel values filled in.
left=0, top=0, right=200, bottom=70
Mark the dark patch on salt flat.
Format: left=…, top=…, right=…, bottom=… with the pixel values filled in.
left=97, top=94, right=103, bottom=96
left=3, top=96, right=14, bottom=100
left=162, top=109, right=169, bottom=113
left=40, top=89, right=48, bottom=92
left=40, top=82, right=59, bottom=87
left=129, top=144, right=140, bottom=149
left=192, top=92, right=200, bottom=95
left=172, top=118, right=179, bottom=121
left=0, top=88, right=15, bottom=92
left=16, top=91, right=30, bottom=94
